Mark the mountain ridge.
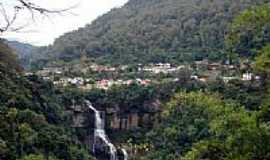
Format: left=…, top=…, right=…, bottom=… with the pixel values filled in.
left=30, top=0, right=268, bottom=68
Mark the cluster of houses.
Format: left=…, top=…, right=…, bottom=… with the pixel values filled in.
left=36, top=67, right=63, bottom=76
left=53, top=77, right=85, bottom=86
left=139, top=63, right=186, bottom=74
left=89, top=64, right=117, bottom=72
left=138, top=61, right=259, bottom=82
left=89, top=63, right=184, bottom=74
left=52, top=77, right=152, bottom=90
left=190, top=59, right=261, bottom=83
left=25, top=60, right=262, bottom=90
left=95, top=79, right=151, bottom=90
left=190, top=71, right=261, bottom=83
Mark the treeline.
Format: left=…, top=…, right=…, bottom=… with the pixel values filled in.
left=29, top=0, right=268, bottom=69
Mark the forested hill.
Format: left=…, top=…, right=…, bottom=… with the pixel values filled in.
left=31, top=0, right=267, bottom=67
left=6, top=41, right=35, bottom=59
left=5, top=40, right=36, bottom=69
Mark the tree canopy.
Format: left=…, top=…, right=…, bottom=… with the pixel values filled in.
left=0, top=42, right=94, bottom=160
left=226, top=4, right=270, bottom=57
left=138, top=92, right=270, bottom=160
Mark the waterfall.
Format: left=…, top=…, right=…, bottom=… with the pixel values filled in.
left=85, top=100, right=120, bottom=160
left=121, top=148, right=128, bottom=160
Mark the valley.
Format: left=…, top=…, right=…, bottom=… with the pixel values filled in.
left=1, top=0, right=270, bottom=160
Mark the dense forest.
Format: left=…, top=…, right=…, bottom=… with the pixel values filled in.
left=29, top=0, right=268, bottom=69
left=0, top=41, right=94, bottom=160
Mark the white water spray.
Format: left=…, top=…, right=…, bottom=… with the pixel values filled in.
left=121, top=148, right=128, bottom=160
left=86, top=100, right=118, bottom=160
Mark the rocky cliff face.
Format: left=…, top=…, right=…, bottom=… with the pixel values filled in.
left=66, top=104, right=95, bottom=150
left=107, top=99, right=162, bottom=131
left=67, top=100, right=162, bottom=151
left=69, top=100, right=161, bottom=130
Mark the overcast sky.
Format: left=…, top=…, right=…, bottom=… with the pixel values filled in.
left=1, top=0, right=128, bottom=46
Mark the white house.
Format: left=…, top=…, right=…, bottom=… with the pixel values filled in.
left=242, top=73, right=253, bottom=81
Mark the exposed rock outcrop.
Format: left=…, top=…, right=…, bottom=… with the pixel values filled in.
left=69, top=99, right=161, bottom=130
left=66, top=99, right=162, bottom=159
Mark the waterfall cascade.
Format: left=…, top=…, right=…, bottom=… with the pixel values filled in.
left=121, top=148, right=128, bottom=160
left=85, top=100, right=128, bottom=160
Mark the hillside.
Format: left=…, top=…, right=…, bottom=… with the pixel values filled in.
left=29, top=0, right=268, bottom=68
left=6, top=41, right=35, bottom=58
left=5, top=40, right=36, bottom=69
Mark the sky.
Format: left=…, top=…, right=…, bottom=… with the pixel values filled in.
left=1, top=0, right=128, bottom=46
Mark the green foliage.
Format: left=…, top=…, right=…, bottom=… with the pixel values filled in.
left=68, top=146, right=92, bottom=160
left=141, top=92, right=270, bottom=160
left=208, top=79, right=264, bottom=110
left=0, top=40, right=21, bottom=71
left=226, top=3, right=270, bottom=126
left=18, top=154, right=60, bottom=160
left=18, top=154, right=47, bottom=160
left=144, top=92, right=224, bottom=159
left=226, top=4, right=270, bottom=57
left=85, top=83, right=157, bottom=112
left=182, top=140, right=226, bottom=160
left=0, top=42, right=93, bottom=160
left=255, top=44, right=270, bottom=75
left=184, top=124, right=270, bottom=160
